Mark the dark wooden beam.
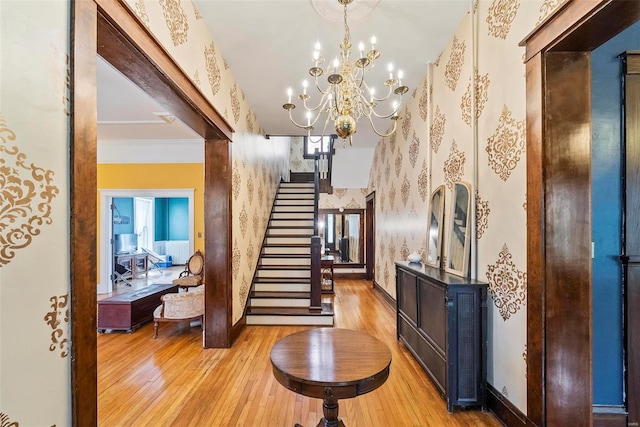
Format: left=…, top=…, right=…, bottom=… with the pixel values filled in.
left=70, top=1, right=98, bottom=425
left=203, top=139, right=233, bottom=347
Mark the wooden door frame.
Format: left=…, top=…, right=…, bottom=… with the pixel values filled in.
left=71, top=0, right=234, bottom=424
left=521, top=1, right=640, bottom=426
left=365, top=191, right=375, bottom=281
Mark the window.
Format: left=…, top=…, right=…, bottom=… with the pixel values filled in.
left=304, top=135, right=335, bottom=159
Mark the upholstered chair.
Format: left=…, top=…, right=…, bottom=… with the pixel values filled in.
left=152, top=285, right=204, bottom=338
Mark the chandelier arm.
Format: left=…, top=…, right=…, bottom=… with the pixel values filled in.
left=369, top=106, right=401, bottom=119
left=302, top=92, right=331, bottom=113
left=366, top=114, right=399, bottom=138
left=287, top=109, right=314, bottom=130
left=313, top=75, right=330, bottom=95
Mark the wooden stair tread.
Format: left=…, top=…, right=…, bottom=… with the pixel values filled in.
left=253, top=277, right=311, bottom=283
left=260, top=254, right=310, bottom=258
left=266, top=234, right=313, bottom=238
left=268, top=225, right=314, bottom=229
left=263, top=243, right=311, bottom=247
left=247, top=303, right=334, bottom=316
left=251, top=291, right=310, bottom=299
left=258, top=265, right=310, bottom=270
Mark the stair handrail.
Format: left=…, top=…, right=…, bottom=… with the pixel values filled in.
left=310, top=152, right=322, bottom=311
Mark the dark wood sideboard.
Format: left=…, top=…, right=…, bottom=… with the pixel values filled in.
left=395, top=261, right=487, bottom=412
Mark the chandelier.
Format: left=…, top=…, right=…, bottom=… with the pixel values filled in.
left=282, top=0, right=408, bottom=146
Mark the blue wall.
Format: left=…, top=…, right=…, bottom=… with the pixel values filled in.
left=591, top=21, right=640, bottom=405
left=155, top=198, right=188, bottom=241
left=113, top=197, right=134, bottom=235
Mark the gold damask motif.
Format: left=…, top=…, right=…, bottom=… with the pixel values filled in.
left=223, top=56, right=230, bottom=70
left=402, top=111, right=411, bottom=140
left=475, top=190, right=490, bottom=240
left=389, top=241, right=397, bottom=262
left=501, top=386, right=509, bottom=398
left=430, top=106, right=446, bottom=153
left=247, top=241, right=255, bottom=268
left=247, top=176, right=254, bottom=205
left=487, top=0, right=521, bottom=40
left=523, top=346, right=527, bottom=378
left=0, top=116, right=59, bottom=267
left=380, top=137, right=387, bottom=162
left=232, top=166, right=241, bottom=200
left=418, top=159, right=429, bottom=202
left=192, top=0, right=202, bottom=19
left=193, top=70, right=201, bottom=88
left=133, top=0, right=150, bottom=29
left=383, top=264, right=390, bottom=287
left=389, top=186, right=397, bottom=211
left=380, top=193, right=386, bottom=212
left=231, top=84, right=241, bottom=124
left=418, top=80, right=429, bottom=122
left=44, top=294, right=69, bottom=358
left=486, top=243, right=527, bottom=321
left=290, top=158, right=302, bottom=171
left=160, top=0, right=189, bottom=46
left=239, top=205, right=248, bottom=238
left=232, top=240, right=241, bottom=279
left=394, top=151, right=403, bottom=178
left=240, top=275, right=248, bottom=309
left=389, top=132, right=397, bottom=154
left=323, top=201, right=336, bottom=209
left=63, top=55, right=71, bottom=116
left=345, top=199, right=360, bottom=209
left=445, top=36, right=466, bottom=91
left=205, top=42, right=221, bottom=96
left=537, top=0, right=563, bottom=25
left=257, top=183, right=264, bottom=208
left=401, top=175, right=410, bottom=207
left=434, top=52, right=442, bottom=67
left=401, top=239, right=410, bottom=262
left=334, top=188, right=347, bottom=199
left=523, top=194, right=527, bottom=211
left=253, top=211, right=259, bottom=237
left=444, top=140, right=466, bottom=189
left=384, top=162, right=391, bottom=182
left=486, top=105, right=525, bottom=181
left=361, top=188, right=369, bottom=197
left=0, top=413, right=19, bottom=426
left=409, top=131, right=420, bottom=168
left=246, top=112, right=254, bottom=133
left=379, top=241, right=386, bottom=261
left=461, top=70, right=490, bottom=126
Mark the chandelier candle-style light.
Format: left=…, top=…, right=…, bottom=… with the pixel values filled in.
left=283, top=0, right=408, bottom=146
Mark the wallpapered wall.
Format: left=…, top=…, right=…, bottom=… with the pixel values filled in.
left=289, top=136, right=315, bottom=173
left=0, top=1, right=71, bottom=425
left=367, top=0, right=559, bottom=414
left=123, top=0, right=291, bottom=324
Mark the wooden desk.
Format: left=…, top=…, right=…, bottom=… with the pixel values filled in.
left=270, top=328, right=391, bottom=427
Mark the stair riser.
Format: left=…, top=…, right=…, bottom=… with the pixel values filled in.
left=260, top=258, right=310, bottom=266
left=262, top=247, right=310, bottom=255
left=267, top=228, right=313, bottom=236
left=271, top=212, right=314, bottom=220
left=265, top=237, right=311, bottom=245
left=254, top=283, right=310, bottom=292
left=277, top=193, right=314, bottom=199
left=246, top=315, right=334, bottom=326
left=249, top=298, right=310, bottom=307
left=269, top=219, right=315, bottom=227
left=272, top=205, right=314, bottom=213
left=275, top=199, right=314, bottom=206
left=257, top=270, right=310, bottom=278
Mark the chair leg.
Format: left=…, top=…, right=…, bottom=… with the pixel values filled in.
left=153, top=321, right=159, bottom=338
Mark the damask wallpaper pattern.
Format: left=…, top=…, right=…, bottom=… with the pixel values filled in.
left=124, top=0, right=290, bottom=323
left=367, top=0, right=559, bottom=414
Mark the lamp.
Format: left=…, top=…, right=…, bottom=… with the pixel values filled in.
left=283, top=0, right=408, bottom=146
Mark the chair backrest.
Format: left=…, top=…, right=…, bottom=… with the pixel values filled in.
left=186, top=250, right=204, bottom=276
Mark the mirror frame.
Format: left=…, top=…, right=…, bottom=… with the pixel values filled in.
left=426, top=185, right=445, bottom=268
left=318, top=208, right=365, bottom=268
left=445, top=181, right=472, bottom=277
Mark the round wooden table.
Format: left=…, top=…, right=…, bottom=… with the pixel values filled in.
left=270, top=328, right=392, bottom=427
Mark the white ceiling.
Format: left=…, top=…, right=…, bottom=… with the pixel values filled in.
left=97, top=0, right=471, bottom=148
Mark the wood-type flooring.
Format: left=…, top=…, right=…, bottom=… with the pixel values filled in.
left=98, top=279, right=502, bottom=426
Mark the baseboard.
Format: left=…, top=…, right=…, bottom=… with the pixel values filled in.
left=593, top=405, right=627, bottom=427
left=372, top=280, right=396, bottom=310
left=486, top=383, right=536, bottom=427
left=230, top=315, right=245, bottom=344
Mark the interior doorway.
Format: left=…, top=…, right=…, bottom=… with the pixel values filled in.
left=98, top=189, right=195, bottom=294
left=366, top=192, right=375, bottom=281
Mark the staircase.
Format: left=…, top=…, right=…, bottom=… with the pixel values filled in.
left=246, top=182, right=334, bottom=326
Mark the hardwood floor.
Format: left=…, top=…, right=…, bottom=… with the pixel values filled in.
left=98, top=279, right=501, bottom=426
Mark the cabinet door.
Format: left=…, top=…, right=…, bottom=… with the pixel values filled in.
left=397, top=269, right=418, bottom=325
left=417, top=277, right=446, bottom=354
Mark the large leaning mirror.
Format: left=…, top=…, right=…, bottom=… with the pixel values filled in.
left=446, top=181, right=472, bottom=277
left=426, top=185, right=445, bottom=267
left=318, top=209, right=364, bottom=267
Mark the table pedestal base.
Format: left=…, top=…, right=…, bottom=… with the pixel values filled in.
left=316, top=398, right=345, bottom=427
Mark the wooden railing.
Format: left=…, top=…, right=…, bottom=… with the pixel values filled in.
left=310, top=155, right=322, bottom=311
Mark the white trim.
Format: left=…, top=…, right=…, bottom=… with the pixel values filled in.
left=98, top=188, right=195, bottom=294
